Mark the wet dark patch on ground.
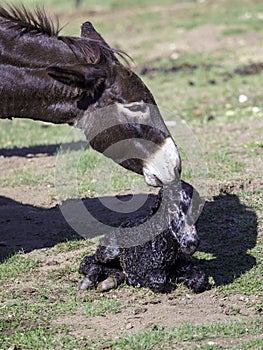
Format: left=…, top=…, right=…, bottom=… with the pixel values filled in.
left=139, top=62, right=263, bottom=79
left=234, top=62, right=263, bottom=75
left=140, top=63, right=199, bottom=76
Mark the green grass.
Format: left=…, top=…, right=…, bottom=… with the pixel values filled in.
left=0, top=119, right=71, bottom=149
left=0, top=324, right=82, bottom=350
left=53, top=238, right=94, bottom=253
left=222, top=27, right=247, bottom=36
left=107, top=319, right=263, bottom=350
left=83, top=299, right=122, bottom=317
left=144, top=62, right=263, bottom=126
left=0, top=167, right=53, bottom=187
left=55, top=146, right=148, bottom=199
left=0, top=253, right=38, bottom=279
left=0, top=252, right=123, bottom=349
left=233, top=338, right=263, bottom=350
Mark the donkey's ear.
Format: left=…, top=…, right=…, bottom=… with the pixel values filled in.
left=47, top=64, right=107, bottom=90
left=81, top=21, right=109, bottom=47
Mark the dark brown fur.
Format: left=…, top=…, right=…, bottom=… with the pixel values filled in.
left=0, top=4, right=180, bottom=185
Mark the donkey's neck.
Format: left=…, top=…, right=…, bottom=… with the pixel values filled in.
left=0, top=64, right=84, bottom=124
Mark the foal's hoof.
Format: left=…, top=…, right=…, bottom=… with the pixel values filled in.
left=97, top=277, right=118, bottom=292
left=79, top=276, right=94, bottom=290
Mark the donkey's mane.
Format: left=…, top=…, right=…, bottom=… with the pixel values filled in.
left=0, top=4, right=60, bottom=36
left=0, top=5, right=131, bottom=65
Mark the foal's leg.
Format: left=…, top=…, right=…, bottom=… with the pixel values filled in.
left=175, top=260, right=210, bottom=293
left=79, top=247, right=125, bottom=292
left=97, top=268, right=125, bottom=292
left=79, top=254, right=104, bottom=290
left=146, top=269, right=167, bottom=293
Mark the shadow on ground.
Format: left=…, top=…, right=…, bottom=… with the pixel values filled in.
left=0, top=141, right=86, bottom=158
left=0, top=193, right=258, bottom=288
left=0, top=193, right=157, bottom=262
left=196, top=193, right=258, bottom=286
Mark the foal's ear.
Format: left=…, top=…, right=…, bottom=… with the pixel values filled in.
left=47, top=64, right=107, bottom=90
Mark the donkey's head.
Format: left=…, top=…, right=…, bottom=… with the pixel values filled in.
left=47, top=21, right=181, bottom=186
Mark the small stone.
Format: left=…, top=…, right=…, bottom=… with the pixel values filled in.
left=207, top=114, right=215, bottom=121
left=194, top=109, right=202, bottom=117
left=208, top=79, right=216, bottom=85
left=239, top=94, right=248, bottom=103
left=252, top=106, right=260, bottom=113
left=8, top=346, right=21, bottom=350
left=149, top=298, right=161, bottom=305
left=226, top=110, right=235, bottom=116
left=170, top=52, right=179, bottom=60
left=133, top=307, right=147, bottom=315
left=125, top=322, right=133, bottom=330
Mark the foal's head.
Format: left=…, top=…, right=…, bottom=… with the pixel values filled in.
left=160, top=181, right=202, bottom=255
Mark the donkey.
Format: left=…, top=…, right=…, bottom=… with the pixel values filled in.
left=0, top=5, right=181, bottom=187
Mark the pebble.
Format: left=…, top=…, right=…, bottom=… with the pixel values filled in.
left=125, top=322, right=133, bottom=330
left=252, top=106, right=260, bottom=113
left=207, top=341, right=217, bottom=346
left=149, top=298, right=161, bottom=305
left=239, top=94, right=248, bottom=103
left=133, top=307, right=147, bottom=315
left=226, top=110, right=235, bottom=116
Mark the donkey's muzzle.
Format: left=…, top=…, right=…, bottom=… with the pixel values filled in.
left=143, top=136, right=181, bottom=187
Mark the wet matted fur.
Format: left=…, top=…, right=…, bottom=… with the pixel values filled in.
left=79, top=181, right=210, bottom=293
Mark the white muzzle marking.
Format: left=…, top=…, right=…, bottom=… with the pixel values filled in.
left=143, top=137, right=181, bottom=186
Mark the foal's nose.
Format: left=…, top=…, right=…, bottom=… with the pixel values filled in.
left=180, top=235, right=200, bottom=255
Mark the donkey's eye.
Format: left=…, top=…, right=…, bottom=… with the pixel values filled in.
left=116, top=101, right=150, bottom=120
left=126, top=104, right=147, bottom=113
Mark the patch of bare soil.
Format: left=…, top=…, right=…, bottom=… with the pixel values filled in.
left=54, top=287, right=261, bottom=339
left=195, top=116, right=263, bottom=196
left=57, top=2, right=193, bottom=21
left=173, top=25, right=262, bottom=53
left=140, top=25, right=263, bottom=63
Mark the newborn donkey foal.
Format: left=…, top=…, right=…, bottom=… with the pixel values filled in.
left=79, top=181, right=210, bottom=293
